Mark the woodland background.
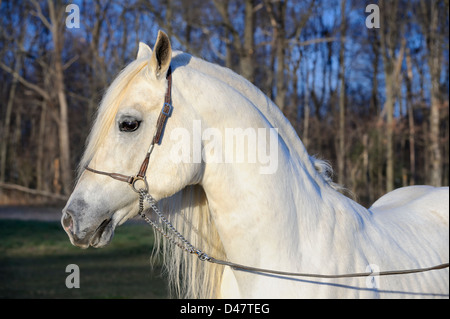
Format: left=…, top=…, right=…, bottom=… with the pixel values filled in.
left=0, top=0, right=448, bottom=207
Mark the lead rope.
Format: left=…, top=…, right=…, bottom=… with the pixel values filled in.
left=137, top=188, right=449, bottom=279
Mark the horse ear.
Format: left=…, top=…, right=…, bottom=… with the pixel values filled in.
left=137, top=42, right=152, bottom=59
left=149, top=30, right=172, bottom=80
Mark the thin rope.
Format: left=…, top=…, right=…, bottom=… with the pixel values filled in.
left=207, top=258, right=449, bottom=278
left=138, top=189, right=450, bottom=279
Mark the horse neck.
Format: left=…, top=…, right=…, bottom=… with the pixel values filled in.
left=180, top=69, right=335, bottom=251
left=175, top=60, right=370, bottom=296
left=200, top=155, right=369, bottom=297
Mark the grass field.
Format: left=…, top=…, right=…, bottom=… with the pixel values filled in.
left=0, top=219, right=169, bottom=298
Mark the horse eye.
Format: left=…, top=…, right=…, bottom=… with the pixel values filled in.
left=119, top=119, right=141, bottom=132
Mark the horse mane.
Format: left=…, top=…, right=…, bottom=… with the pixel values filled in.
left=153, top=185, right=226, bottom=298
left=310, top=155, right=353, bottom=198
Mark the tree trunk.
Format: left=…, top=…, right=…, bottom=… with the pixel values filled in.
left=405, top=49, right=416, bottom=185
left=48, top=0, right=72, bottom=195
left=424, top=1, right=443, bottom=186
left=303, top=67, right=311, bottom=148
left=0, top=59, right=19, bottom=183
left=264, top=0, right=287, bottom=111
left=362, top=133, right=372, bottom=204
left=384, top=73, right=395, bottom=192
left=274, top=1, right=287, bottom=112
left=241, top=0, right=255, bottom=83
left=36, top=100, right=47, bottom=191
left=337, top=0, right=346, bottom=185
left=0, top=19, right=26, bottom=183
left=379, top=0, right=405, bottom=192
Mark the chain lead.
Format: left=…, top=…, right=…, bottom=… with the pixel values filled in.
left=137, top=189, right=206, bottom=257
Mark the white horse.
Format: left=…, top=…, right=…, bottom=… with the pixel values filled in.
left=62, top=31, right=449, bottom=298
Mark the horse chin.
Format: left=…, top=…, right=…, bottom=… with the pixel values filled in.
left=89, top=218, right=116, bottom=248
left=88, top=207, right=137, bottom=247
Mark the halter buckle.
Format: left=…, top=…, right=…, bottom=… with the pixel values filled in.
left=162, top=102, right=173, bottom=116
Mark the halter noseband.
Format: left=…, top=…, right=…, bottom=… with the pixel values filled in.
left=85, top=66, right=173, bottom=193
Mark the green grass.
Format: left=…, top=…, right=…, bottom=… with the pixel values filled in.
left=0, top=219, right=169, bottom=298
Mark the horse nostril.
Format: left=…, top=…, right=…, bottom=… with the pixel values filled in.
left=62, top=212, right=74, bottom=234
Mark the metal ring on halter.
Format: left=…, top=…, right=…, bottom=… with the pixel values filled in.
left=196, top=250, right=211, bottom=262
left=130, top=176, right=149, bottom=193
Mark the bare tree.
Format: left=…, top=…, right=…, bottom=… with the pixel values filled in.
left=31, top=0, right=72, bottom=194
left=337, top=0, right=347, bottom=184
left=405, top=48, right=416, bottom=185
left=0, top=23, right=25, bottom=184
left=1, top=1, right=448, bottom=205
left=212, top=0, right=256, bottom=82
left=263, top=0, right=287, bottom=111
left=417, top=0, right=446, bottom=186
left=379, top=0, right=406, bottom=192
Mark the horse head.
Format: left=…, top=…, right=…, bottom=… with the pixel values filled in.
left=62, top=31, right=201, bottom=248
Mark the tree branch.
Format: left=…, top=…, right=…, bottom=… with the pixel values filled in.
left=0, top=61, right=50, bottom=100
left=30, top=0, right=52, bottom=30
left=0, top=182, right=68, bottom=201
left=288, top=36, right=339, bottom=47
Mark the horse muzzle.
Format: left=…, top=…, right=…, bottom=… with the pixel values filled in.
left=61, top=208, right=115, bottom=249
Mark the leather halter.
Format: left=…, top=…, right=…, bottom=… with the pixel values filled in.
left=85, top=66, right=173, bottom=192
